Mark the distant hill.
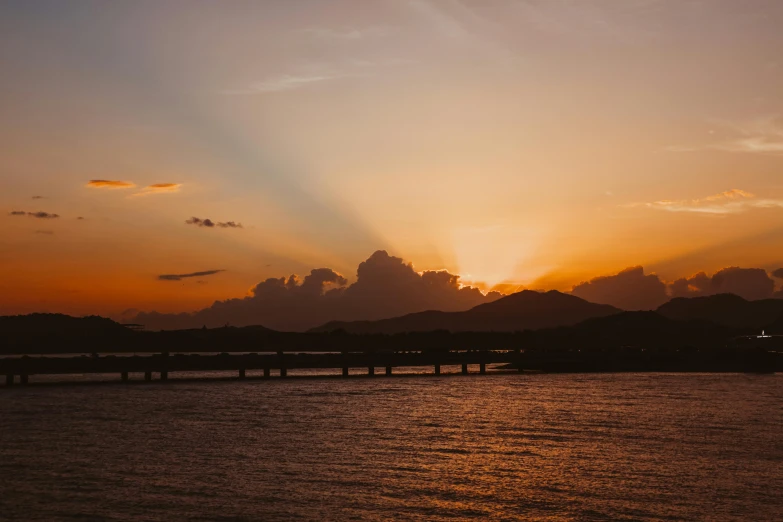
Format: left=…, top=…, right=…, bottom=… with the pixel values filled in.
left=530, top=310, right=744, bottom=350
left=0, top=313, right=136, bottom=353
left=310, top=290, right=621, bottom=334
left=657, top=294, right=783, bottom=329
left=0, top=313, right=130, bottom=334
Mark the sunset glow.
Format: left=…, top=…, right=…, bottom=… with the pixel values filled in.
left=2, top=1, right=783, bottom=320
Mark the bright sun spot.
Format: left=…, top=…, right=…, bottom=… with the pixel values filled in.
left=451, top=224, right=546, bottom=290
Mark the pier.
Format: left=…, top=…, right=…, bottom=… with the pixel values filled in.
left=1, top=345, right=777, bottom=386
left=0, top=349, right=520, bottom=385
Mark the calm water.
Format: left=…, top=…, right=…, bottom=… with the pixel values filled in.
left=1, top=373, right=781, bottom=521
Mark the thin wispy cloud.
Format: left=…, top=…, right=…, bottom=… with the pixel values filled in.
left=669, top=115, right=783, bottom=155
left=158, top=269, right=225, bottom=281
left=222, top=73, right=345, bottom=95
left=220, top=53, right=395, bottom=96
left=185, top=217, right=243, bottom=229
left=86, top=179, right=136, bottom=189
left=9, top=211, right=60, bottom=219
left=627, top=189, right=783, bottom=215
left=303, top=26, right=388, bottom=40
left=409, top=0, right=472, bottom=40
left=131, top=183, right=182, bottom=197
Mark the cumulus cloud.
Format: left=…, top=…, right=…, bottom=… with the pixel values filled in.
left=158, top=270, right=225, bottom=281
left=669, top=267, right=776, bottom=301
left=571, top=266, right=669, bottom=310
left=628, top=189, right=783, bottom=215
left=575, top=265, right=782, bottom=309
left=133, top=250, right=500, bottom=331
left=9, top=211, right=60, bottom=219
left=185, top=217, right=243, bottom=228
left=32, top=195, right=43, bottom=199
left=773, top=268, right=783, bottom=279
left=132, top=183, right=182, bottom=197
left=86, top=179, right=136, bottom=189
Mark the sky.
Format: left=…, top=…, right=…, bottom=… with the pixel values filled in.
left=1, top=0, right=783, bottom=322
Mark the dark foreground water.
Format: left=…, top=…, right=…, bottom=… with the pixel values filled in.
left=1, top=373, right=781, bottom=521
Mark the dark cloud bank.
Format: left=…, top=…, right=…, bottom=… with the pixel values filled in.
left=135, top=251, right=501, bottom=331
left=573, top=266, right=783, bottom=310
left=135, top=251, right=783, bottom=331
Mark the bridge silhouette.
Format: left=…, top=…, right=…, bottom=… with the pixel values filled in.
left=1, top=349, right=520, bottom=385
left=2, top=344, right=775, bottom=386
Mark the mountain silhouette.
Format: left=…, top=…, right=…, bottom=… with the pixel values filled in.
left=529, top=310, right=744, bottom=350
left=657, top=294, right=783, bottom=329
left=0, top=313, right=130, bottom=335
left=0, top=313, right=137, bottom=353
left=309, top=290, right=621, bottom=334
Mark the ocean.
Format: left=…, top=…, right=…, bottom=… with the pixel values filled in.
left=1, top=372, right=781, bottom=521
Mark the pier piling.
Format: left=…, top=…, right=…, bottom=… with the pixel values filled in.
left=462, top=363, right=468, bottom=375
left=160, top=371, right=168, bottom=381
left=280, top=368, right=287, bottom=378
left=263, top=368, right=270, bottom=378
left=342, top=367, right=349, bottom=377
left=121, top=372, right=128, bottom=382
left=144, top=371, right=152, bottom=382
left=20, top=374, right=28, bottom=385
left=385, top=366, right=392, bottom=376
left=480, top=363, right=486, bottom=375
left=434, top=364, right=441, bottom=375
left=5, top=374, right=12, bottom=386
left=368, top=366, right=375, bottom=376
left=238, top=369, right=246, bottom=379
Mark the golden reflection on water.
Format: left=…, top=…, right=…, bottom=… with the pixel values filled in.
left=0, top=373, right=781, bottom=520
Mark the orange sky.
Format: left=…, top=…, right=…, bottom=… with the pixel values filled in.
left=1, top=1, right=783, bottom=317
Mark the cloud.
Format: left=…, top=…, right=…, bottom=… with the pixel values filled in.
left=629, top=189, right=783, bottom=215
left=133, top=250, right=500, bottom=331
left=76, top=216, right=85, bottom=220
left=216, top=221, right=242, bottom=228
left=86, top=179, right=136, bottom=189
left=773, top=268, right=783, bottom=279
left=303, top=26, right=388, bottom=40
left=221, top=57, right=389, bottom=96
left=32, top=195, right=43, bottom=199
left=669, top=115, right=783, bottom=155
left=158, top=270, right=225, bottom=282
left=222, top=74, right=344, bottom=95
left=580, top=265, right=782, bottom=308
left=9, top=211, right=60, bottom=219
left=571, top=266, right=669, bottom=310
left=669, top=267, right=776, bottom=301
left=131, top=183, right=182, bottom=197
left=185, top=217, right=243, bottom=229
left=29, top=211, right=59, bottom=219
left=34, top=230, right=54, bottom=235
